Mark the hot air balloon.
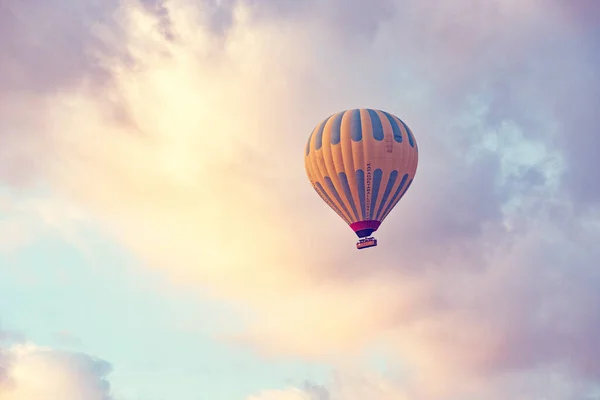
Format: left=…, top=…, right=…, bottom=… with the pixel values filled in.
left=304, top=108, right=418, bottom=250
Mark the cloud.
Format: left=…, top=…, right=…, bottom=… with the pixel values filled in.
left=248, top=372, right=413, bottom=400
left=0, top=341, right=113, bottom=400
left=0, top=191, right=94, bottom=256
left=0, top=0, right=127, bottom=93
left=247, top=388, right=316, bottom=400
left=252, top=368, right=597, bottom=400
left=1, top=0, right=599, bottom=398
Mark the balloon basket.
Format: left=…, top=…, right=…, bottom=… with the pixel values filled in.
left=356, top=237, right=377, bottom=250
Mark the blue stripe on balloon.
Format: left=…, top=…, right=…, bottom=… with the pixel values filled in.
left=329, top=112, right=344, bottom=145
left=356, top=169, right=366, bottom=220
left=339, top=172, right=359, bottom=221
left=381, top=173, right=408, bottom=220
left=398, top=118, right=415, bottom=147
left=324, top=176, right=352, bottom=221
left=369, top=168, right=383, bottom=220
left=382, top=111, right=402, bottom=143
left=305, top=129, right=314, bottom=156
left=315, top=181, right=348, bottom=223
left=405, top=179, right=413, bottom=194
left=375, top=170, right=398, bottom=220
left=349, top=109, right=362, bottom=141
left=385, top=178, right=413, bottom=219
left=314, top=117, right=329, bottom=150
left=367, top=109, right=384, bottom=141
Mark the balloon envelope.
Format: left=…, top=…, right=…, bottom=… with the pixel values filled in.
left=304, top=108, right=418, bottom=242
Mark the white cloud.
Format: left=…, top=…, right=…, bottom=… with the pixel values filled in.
left=0, top=343, right=113, bottom=400
left=247, top=388, right=316, bottom=400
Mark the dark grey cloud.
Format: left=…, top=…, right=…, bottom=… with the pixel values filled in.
left=0, top=0, right=123, bottom=93
left=140, top=0, right=175, bottom=41
left=302, top=381, right=331, bottom=400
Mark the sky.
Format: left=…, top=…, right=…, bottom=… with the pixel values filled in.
left=0, top=0, right=599, bottom=399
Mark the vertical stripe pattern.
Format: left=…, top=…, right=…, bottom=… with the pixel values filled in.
left=305, top=108, right=418, bottom=230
